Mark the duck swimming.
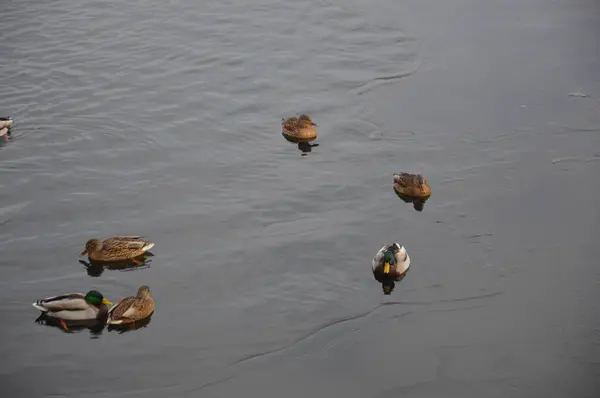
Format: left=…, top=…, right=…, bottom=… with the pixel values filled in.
left=393, top=172, right=431, bottom=199
left=107, top=285, right=155, bottom=326
left=0, top=117, right=12, bottom=140
left=80, top=236, right=155, bottom=263
left=281, top=114, right=318, bottom=142
left=32, top=290, right=113, bottom=330
left=0, top=117, right=13, bottom=130
left=372, top=243, right=411, bottom=295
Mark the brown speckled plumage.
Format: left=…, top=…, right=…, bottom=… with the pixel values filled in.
left=107, top=285, right=155, bottom=325
left=80, top=236, right=154, bottom=262
left=281, top=114, right=318, bottom=141
left=393, top=172, right=431, bottom=199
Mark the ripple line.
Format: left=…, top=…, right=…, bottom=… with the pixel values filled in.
left=229, top=305, right=385, bottom=367
left=351, top=57, right=428, bottom=95
left=227, top=291, right=502, bottom=368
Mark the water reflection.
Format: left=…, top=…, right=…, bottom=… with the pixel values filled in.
left=79, top=253, right=153, bottom=277
left=393, top=188, right=430, bottom=212
left=281, top=133, right=320, bottom=156
left=0, top=131, right=11, bottom=146
left=34, top=313, right=154, bottom=336
left=297, top=141, right=319, bottom=155
left=34, top=313, right=106, bottom=337
left=107, top=315, right=153, bottom=334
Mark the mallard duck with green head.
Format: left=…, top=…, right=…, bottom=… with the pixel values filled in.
left=32, top=290, right=113, bottom=330
left=372, top=243, right=411, bottom=295
left=80, top=236, right=155, bottom=263
left=107, top=285, right=155, bottom=326
left=281, top=114, right=318, bottom=142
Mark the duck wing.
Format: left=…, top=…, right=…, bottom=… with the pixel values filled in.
left=107, top=296, right=138, bottom=323
left=32, top=293, right=87, bottom=312
left=282, top=118, right=299, bottom=133
left=372, top=245, right=388, bottom=271
left=104, top=236, right=154, bottom=251
left=107, top=296, right=154, bottom=324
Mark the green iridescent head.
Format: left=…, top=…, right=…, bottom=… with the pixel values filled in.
left=84, top=290, right=113, bottom=306
left=383, top=251, right=395, bottom=265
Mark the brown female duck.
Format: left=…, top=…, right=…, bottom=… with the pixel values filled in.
left=281, top=114, right=318, bottom=142
left=80, top=236, right=155, bottom=263
left=107, top=285, right=155, bottom=325
left=393, top=172, right=431, bottom=199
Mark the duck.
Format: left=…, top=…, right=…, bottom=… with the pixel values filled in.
left=0, top=117, right=12, bottom=130
left=393, top=172, right=431, bottom=199
left=32, top=290, right=113, bottom=330
left=107, top=285, right=155, bottom=325
left=0, top=117, right=12, bottom=140
left=281, top=114, right=318, bottom=142
left=79, top=236, right=155, bottom=263
left=372, top=243, right=411, bottom=295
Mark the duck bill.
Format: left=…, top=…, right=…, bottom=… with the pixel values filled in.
left=102, top=298, right=113, bottom=306
left=383, top=262, right=391, bottom=274
left=79, top=250, right=87, bottom=257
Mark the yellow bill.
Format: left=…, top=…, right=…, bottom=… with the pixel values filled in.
left=102, top=298, right=113, bottom=306
left=383, top=262, right=391, bottom=274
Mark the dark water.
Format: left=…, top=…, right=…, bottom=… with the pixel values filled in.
left=1, top=0, right=599, bottom=396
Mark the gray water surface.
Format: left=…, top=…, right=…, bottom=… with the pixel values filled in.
left=1, top=0, right=599, bottom=397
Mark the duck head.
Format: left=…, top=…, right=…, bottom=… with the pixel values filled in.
left=84, top=290, right=113, bottom=306
left=298, top=114, right=317, bottom=126
left=80, top=239, right=102, bottom=256
left=382, top=251, right=396, bottom=275
left=136, top=285, right=152, bottom=299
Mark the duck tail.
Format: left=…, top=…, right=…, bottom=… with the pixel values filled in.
left=141, top=242, right=155, bottom=252
left=32, top=302, right=49, bottom=312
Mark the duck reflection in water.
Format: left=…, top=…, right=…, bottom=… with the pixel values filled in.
left=34, top=313, right=153, bottom=335
left=372, top=243, right=411, bottom=295
left=280, top=129, right=319, bottom=156
left=35, top=313, right=106, bottom=337
left=107, top=315, right=153, bottom=334
left=394, top=190, right=429, bottom=212
left=79, top=253, right=153, bottom=277
left=297, top=141, right=319, bottom=155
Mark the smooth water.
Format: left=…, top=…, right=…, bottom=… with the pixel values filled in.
left=1, top=0, right=599, bottom=397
